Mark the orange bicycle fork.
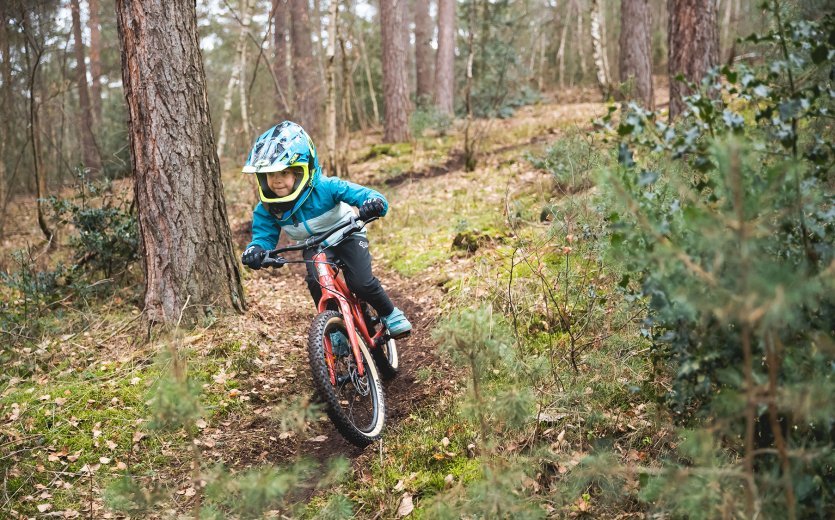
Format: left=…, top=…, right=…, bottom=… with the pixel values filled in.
left=313, top=251, right=375, bottom=384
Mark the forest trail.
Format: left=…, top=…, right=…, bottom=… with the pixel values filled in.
left=199, top=96, right=610, bottom=481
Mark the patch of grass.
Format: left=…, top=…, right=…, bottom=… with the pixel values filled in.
left=362, top=142, right=413, bottom=161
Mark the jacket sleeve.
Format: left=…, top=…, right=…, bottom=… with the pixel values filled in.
left=327, top=177, right=389, bottom=216
left=247, top=203, right=281, bottom=250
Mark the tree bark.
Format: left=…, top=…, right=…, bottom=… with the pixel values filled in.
left=291, top=0, right=321, bottom=136
left=116, top=0, right=246, bottom=324
left=380, top=0, right=411, bottom=142
left=619, top=0, right=654, bottom=108
left=70, top=0, right=101, bottom=174
left=435, top=0, right=455, bottom=115
left=88, top=0, right=103, bottom=127
left=668, top=0, right=719, bottom=119
left=273, top=0, right=291, bottom=119
left=590, top=0, right=610, bottom=98
left=573, top=0, right=587, bottom=81
left=217, top=0, right=250, bottom=160
left=325, top=0, right=338, bottom=175
left=413, top=0, right=433, bottom=105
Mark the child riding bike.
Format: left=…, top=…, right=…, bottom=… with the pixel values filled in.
left=239, top=121, right=412, bottom=345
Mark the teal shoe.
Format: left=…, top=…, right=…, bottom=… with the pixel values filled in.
left=382, top=308, right=412, bottom=339
left=329, top=331, right=350, bottom=357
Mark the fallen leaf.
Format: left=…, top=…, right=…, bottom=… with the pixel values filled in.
left=132, top=431, right=146, bottom=443
left=106, top=440, right=118, bottom=450
left=441, top=436, right=450, bottom=448
left=36, top=503, right=52, bottom=513
left=130, top=377, right=141, bottom=386
left=195, top=419, right=208, bottom=429
left=99, top=457, right=111, bottom=464
left=397, top=493, right=414, bottom=517
left=308, top=435, right=328, bottom=443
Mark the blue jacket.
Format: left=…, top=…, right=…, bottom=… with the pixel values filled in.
left=247, top=176, right=388, bottom=250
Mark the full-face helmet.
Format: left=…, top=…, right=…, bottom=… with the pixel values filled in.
left=242, top=121, right=321, bottom=205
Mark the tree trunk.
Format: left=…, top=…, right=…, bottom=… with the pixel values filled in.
left=88, top=0, right=103, bottom=127
left=217, top=0, right=250, bottom=160
left=116, top=0, right=246, bottom=324
left=22, top=14, right=53, bottom=244
left=70, top=0, right=101, bottom=174
left=590, top=0, right=610, bottom=98
left=238, top=0, right=252, bottom=140
left=0, top=2, right=7, bottom=238
left=668, top=0, right=719, bottom=119
left=619, top=0, right=654, bottom=108
left=355, top=18, right=380, bottom=125
left=435, top=0, right=455, bottom=115
left=325, top=0, right=338, bottom=175
left=557, top=1, right=572, bottom=88
left=380, top=0, right=411, bottom=142
left=573, top=0, right=587, bottom=81
left=273, top=0, right=291, bottom=119
left=291, top=0, right=321, bottom=136
left=338, top=31, right=352, bottom=176
left=414, top=0, right=433, bottom=105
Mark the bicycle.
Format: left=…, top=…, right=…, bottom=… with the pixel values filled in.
left=260, top=216, right=401, bottom=447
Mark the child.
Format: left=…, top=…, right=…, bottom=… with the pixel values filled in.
left=240, top=121, right=412, bottom=340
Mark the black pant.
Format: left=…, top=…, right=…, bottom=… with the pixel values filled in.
left=303, top=234, right=394, bottom=317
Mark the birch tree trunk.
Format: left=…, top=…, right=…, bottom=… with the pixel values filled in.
left=619, top=0, right=654, bottom=108
left=71, top=0, right=101, bottom=174
left=355, top=16, right=380, bottom=125
left=273, top=0, right=291, bottom=119
left=590, top=0, right=610, bottom=98
left=0, top=3, right=7, bottom=238
left=435, top=0, right=456, bottom=115
left=291, top=0, right=321, bottom=136
left=414, top=0, right=433, bottom=104
left=380, top=0, right=411, bottom=142
left=23, top=14, right=53, bottom=243
left=116, top=0, right=246, bottom=324
left=557, top=1, right=571, bottom=88
left=573, top=0, right=587, bottom=81
left=88, top=0, right=103, bottom=127
left=238, top=0, right=251, bottom=139
left=325, top=0, right=338, bottom=175
left=668, top=0, right=719, bottom=119
left=217, top=0, right=250, bottom=159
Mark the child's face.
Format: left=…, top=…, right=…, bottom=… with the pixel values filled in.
left=266, top=167, right=302, bottom=196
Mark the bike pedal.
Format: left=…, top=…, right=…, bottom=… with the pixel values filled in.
left=390, top=330, right=411, bottom=340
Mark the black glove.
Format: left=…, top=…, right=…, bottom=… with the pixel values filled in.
left=241, top=245, right=266, bottom=270
left=358, top=198, right=385, bottom=221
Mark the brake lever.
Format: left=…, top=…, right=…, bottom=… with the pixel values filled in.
left=261, top=250, right=286, bottom=268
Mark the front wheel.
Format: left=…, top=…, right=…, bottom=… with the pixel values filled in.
left=308, top=310, right=386, bottom=447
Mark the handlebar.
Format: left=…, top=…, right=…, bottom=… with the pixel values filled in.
left=261, top=215, right=378, bottom=267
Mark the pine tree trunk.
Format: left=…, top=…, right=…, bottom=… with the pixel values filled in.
left=668, top=0, right=719, bottom=119
left=273, top=0, right=291, bottom=119
left=325, top=0, right=338, bottom=175
left=70, top=0, right=101, bottom=174
left=291, top=0, right=321, bottom=136
left=619, top=0, right=654, bottom=108
left=116, top=0, right=246, bottom=324
left=413, top=0, right=433, bottom=105
left=88, top=0, right=103, bottom=127
left=435, top=0, right=456, bottom=116
left=380, top=0, right=411, bottom=142
left=590, top=0, right=609, bottom=98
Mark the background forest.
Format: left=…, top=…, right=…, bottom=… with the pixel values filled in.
left=1, top=0, right=833, bottom=518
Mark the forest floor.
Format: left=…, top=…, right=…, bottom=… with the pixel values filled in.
left=1, top=87, right=668, bottom=518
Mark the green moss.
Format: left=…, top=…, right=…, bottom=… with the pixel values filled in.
left=362, top=142, right=413, bottom=161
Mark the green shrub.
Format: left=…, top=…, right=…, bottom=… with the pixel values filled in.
left=599, top=9, right=834, bottom=518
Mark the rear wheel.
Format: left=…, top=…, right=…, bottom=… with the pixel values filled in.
left=308, top=310, right=385, bottom=447
left=362, top=305, right=399, bottom=381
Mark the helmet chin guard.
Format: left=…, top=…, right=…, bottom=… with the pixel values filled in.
left=242, top=121, right=321, bottom=205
